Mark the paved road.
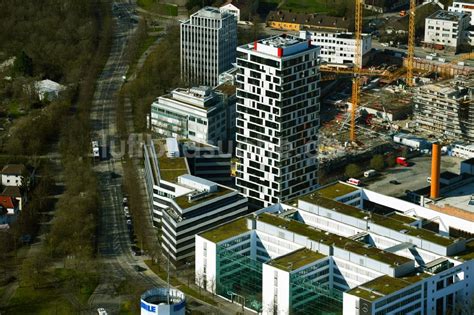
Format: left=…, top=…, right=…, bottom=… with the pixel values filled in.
left=87, top=2, right=240, bottom=314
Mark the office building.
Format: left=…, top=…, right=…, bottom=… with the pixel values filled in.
left=299, top=30, right=372, bottom=65
left=195, top=182, right=474, bottom=314
left=414, top=77, right=474, bottom=142
left=181, top=7, right=237, bottom=87
left=235, top=35, right=320, bottom=207
left=143, top=139, right=248, bottom=264
left=449, top=1, right=474, bottom=25
left=151, top=86, right=235, bottom=146
left=424, top=10, right=470, bottom=52
left=144, top=138, right=234, bottom=225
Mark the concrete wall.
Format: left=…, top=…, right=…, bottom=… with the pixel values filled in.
left=362, top=189, right=474, bottom=235
left=195, top=235, right=217, bottom=293
left=262, top=264, right=290, bottom=315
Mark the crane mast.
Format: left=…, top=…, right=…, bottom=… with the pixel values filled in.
left=407, top=0, right=416, bottom=86
left=350, top=0, right=363, bottom=142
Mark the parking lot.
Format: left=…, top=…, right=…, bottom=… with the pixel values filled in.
left=366, top=155, right=462, bottom=197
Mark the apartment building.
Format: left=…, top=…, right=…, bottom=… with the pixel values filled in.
left=142, top=139, right=248, bottom=264
left=181, top=7, right=237, bottom=87
left=424, top=10, right=470, bottom=52
left=195, top=182, right=474, bottom=314
left=299, top=30, right=372, bottom=65
left=151, top=86, right=234, bottom=146
left=235, top=35, right=321, bottom=208
left=414, top=78, right=474, bottom=142
left=449, top=1, right=474, bottom=25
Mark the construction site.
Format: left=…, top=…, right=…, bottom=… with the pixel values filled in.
left=315, top=0, right=474, bottom=181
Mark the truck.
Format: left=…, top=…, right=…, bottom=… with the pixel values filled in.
left=396, top=156, right=409, bottom=167
left=364, top=170, right=377, bottom=178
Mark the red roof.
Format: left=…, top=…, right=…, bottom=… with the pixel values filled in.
left=0, top=196, right=15, bottom=209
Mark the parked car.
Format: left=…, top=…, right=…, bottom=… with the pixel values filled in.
left=389, top=180, right=401, bottom=185
left=126, top=219, right=132, bottom=225
left=122, top=197, right=128, bottom=205
left=97, top=308, right=108, bottom=315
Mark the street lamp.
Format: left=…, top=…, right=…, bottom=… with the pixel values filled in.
left=185, top=261, right=191, bottom=286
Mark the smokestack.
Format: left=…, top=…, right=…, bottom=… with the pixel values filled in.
left=430, top=143, right=441, bottom=199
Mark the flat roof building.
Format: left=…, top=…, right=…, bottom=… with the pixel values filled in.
left=235, top=35, right=321, bottom=207
left=299, top=30, right=372, bottom=65
left=449, top=1, right=474, bottom=25
left=195, top=182, right=474, bottom=314
left=143, top=139, right=248, bottom=264
left=151, top=85, right=235, bottom=147
left=181, top=7, right=237, bottom=87
left=424, top=10, right=470, bottom=52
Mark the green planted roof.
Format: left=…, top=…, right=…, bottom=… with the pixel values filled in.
left=158, top=156, right=188, bottom=182
left=370, top=214, right=455, bottom=246
left=452, top=239, right=474, bottom=262
left=347, top=273, right=430, bottom=301
left=314, top=182, right=359, bottom=199
left=257, top=213, right=411, bottom=267
left=300, top=195, right=455, bottom=247
left=268, top=248, right=326, bottom=272
left=200, top=218, right=250, bottom=243
left=174, top=186, right=233, bottom=209
left=300, top=195, right=368, bottom=219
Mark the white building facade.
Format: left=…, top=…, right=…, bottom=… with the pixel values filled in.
left=150, top=86, right=229, bottom=146
left=195, top=182, right=474, bottom=314
left=449, top=1, right=474, bottom=25
left=299, top=30, right=372, bottom=65
left=424, top=10, right=470, bottom=51
left=181, top=7, right=237, bottom=87
left=235, top=35, right=321, bottom=207
left=219, top=3, right=240, bottom=23
left=143, top=140, right=248, bottom=264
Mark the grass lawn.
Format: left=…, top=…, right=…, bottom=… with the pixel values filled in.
left=156, top=3, right=178, bottom=16
left=7, top=286, right=74, bottom=315
left=7, top=102, right=25, bottom=118
left=137, top=0, right=178, bottom=16
left=281, top=0, right=330, bottom=13
left=127, top=35, right=158, bottom=77
left=5, top=268, right=98, bottom=314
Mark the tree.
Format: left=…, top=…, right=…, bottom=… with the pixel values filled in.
left=345, top=163, right=361, bottom=178
left=370, top=154, right=385, bottom=171
left=13, top=51, right=33, bottom=76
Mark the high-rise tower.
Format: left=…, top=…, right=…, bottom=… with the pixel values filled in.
left=181, top=7, right=237, bottom=87
left=235, top=35, right=321, bottom=207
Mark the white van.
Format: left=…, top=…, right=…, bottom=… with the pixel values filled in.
left=364, top=170, right=377, bottom=178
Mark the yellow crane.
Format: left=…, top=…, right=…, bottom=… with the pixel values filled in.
left=350, top=0, right=363, bottom=142
left=406, top=0, right=416, bottom=86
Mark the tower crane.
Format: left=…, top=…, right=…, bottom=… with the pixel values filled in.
left=406, top=0, right=416, bottom=86
left=350, top=0, right=363, bottom=142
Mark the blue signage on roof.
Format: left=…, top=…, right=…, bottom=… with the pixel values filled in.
left=141, top=301, right=156, bottom=313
